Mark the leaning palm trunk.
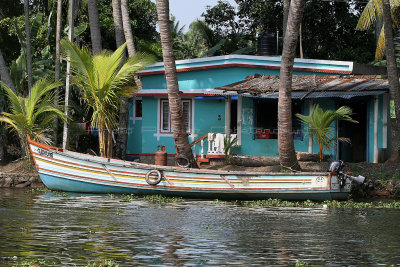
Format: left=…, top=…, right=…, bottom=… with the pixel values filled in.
left=121, top=0, right=142, bottom=88
left=382, top=0, right=400, bottom=162
left=278, top=0, right=306, bottom=171
left=156, top=0, right=198, bottom=168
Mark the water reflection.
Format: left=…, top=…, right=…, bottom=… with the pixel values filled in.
left=1, top=188, right=400, bottom=266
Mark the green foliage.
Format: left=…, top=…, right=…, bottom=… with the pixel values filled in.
left=296, top=105, right=358, bottom=161
left=86, top=259, right=119, bottom=267
left=239, top=198, right=400, bottom=209
left=143, top=194, right=184, bottom=204
left=0, top=78, right=67, bottom=155
left=356, top=0, right=400, bottom=60
left=224, top=135, right=239, bottom=164
left=202, top=0, right=375, bottom=63
left=61, top=39, right=155, bottom=154
left=295, top=260, right=310, bottom=267
left=6, top=256, right=59, bottom=266
left=97, top=0, right=158, bottom=51
left=120, top=194, right=139, bottom=202
left=393, top=168, right=400, bottom=180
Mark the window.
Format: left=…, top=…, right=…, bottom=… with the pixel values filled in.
left=254, top=99, right=302, bottom=139
left=160, top=99, right=192, bottom=133
left=135, top=99, right=142, bottom=118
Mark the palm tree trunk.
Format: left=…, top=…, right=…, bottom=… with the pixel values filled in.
left=62, top=0, right=74, bottom=150
left=87, top=0, right=102, bottom=55
left=117, top=0, right=142, bottom=160
left=120, top=0, right=142, bottom=88
left=107, top=130, right=113, bottom=158
left=382, top=0, right=400, bottom=162
left=53, top=0, right=62, bottom=146
left=24, top=0, right=33, bottom=91
left=283, top=0, right=290, bottom=38
left=0, top=49, right=16, bottom=164
left=0, top=49, right=16, bottom=93
left=112, top=0, right=128, bottom=159
left=156, top=0, right=198, bottom=168
left=278, top=0, right=306, bottom=171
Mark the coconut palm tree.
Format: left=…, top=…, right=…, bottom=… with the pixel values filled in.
left=155, top=0, right=198, bottom=168
left=112, top=0, right=127, bottom=159
left=61, top=39, right=154, bottom=158
left=118, top=0, right=142, bottom=160
left=296, top=105, right=358, bottom=162
left=356, top=0, right=400, bottom=60
left=278, top=0, right=306, bottom=171
left=0, top=78, right=67, bottom=157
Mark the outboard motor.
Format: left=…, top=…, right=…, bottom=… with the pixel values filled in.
left=329, top=160, right=366, bottom=187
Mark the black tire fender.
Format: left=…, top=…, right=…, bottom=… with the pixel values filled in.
left=176, top=155, right=190, bottom=168
left=145, top=170, right=162, bottom=185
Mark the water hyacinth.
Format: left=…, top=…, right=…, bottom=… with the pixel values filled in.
left=233, top=198, right=400, bottom=209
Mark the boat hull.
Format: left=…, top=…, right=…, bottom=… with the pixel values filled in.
left=29, top=140, right=351, bottom=201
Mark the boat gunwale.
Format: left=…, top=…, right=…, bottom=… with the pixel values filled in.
left=28, top=139, right=331, bottom=177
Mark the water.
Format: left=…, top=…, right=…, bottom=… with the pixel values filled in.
left=1, top=189, right=400, bottom=266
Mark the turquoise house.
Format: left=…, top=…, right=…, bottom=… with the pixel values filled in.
left=126, top=55, right=390, bottom=164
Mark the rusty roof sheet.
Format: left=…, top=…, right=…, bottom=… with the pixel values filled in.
left=213, top=74, right=389, bottom=99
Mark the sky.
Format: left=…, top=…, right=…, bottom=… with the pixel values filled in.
left=150, top=0, right=237, bottom=32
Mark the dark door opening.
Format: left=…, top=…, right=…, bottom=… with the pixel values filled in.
left=338, top=99, right=367, bottom=162
left=230, top=99, right=238, bottom=134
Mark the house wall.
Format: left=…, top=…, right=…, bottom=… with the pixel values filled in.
left=126, top=100, right=142, bottom=158
left=127, top=55, right=389, bottom=163
left=367, top=94, right=391, bottom=162
left=238, top=97, right=336, bottom=157
left=126, top=97, right=227, bottom=160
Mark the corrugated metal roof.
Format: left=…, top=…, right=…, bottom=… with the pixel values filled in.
left=213, top=74, right=389, bottom=99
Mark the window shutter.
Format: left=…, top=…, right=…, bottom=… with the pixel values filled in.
left=162, top=101, right=170, bottom=131
left=182, top=101, right=190, bottom=132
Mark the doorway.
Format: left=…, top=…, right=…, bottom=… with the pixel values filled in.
left=338, top=99, right=367, bottom=162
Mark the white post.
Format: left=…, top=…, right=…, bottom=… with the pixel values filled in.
left=237, top=96, right=242, bottom=146
left=308, top=99, right=313, bottom=153
left=383, top=93, right=388, bottom=149
left=200, top=139, right=204, bottom=158
left=374, top=96, right=379, bottom=163
left=225, top=96, right=231, bottom=136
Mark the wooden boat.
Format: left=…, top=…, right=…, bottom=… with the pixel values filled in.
left=28, top=140, right=356, bottom=201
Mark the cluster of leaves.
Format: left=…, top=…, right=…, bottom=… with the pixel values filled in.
left=296, top=105, right=358, bottom=162
left=118, top=193, right=183, bottom=203
left=199, top=0, right=375, bottom=63
left=238, top=198, right=400, bottom=209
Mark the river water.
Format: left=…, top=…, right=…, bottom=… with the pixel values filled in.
left=1, top=189, right=400, bottom=266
